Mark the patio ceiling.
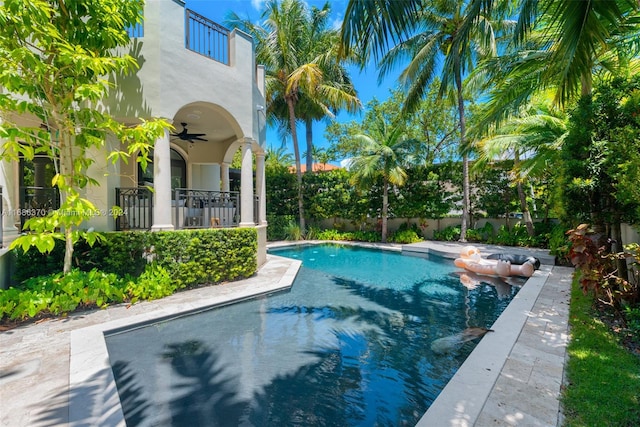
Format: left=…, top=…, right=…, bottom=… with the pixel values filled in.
left=172, top=102, right=238, bottom=145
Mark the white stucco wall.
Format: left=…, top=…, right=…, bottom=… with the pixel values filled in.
left=107, top=0, right=263, bottom=144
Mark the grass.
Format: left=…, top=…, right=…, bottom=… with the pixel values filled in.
left=562, top=279, right=640, bottom=427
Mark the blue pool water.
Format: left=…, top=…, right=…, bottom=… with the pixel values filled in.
left=106, top=244, right=522, bottom=426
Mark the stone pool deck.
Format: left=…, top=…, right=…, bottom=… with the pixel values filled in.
left=0, top=241, right=572, bottom=426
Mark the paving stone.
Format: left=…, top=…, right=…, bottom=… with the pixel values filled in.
left=2, top=246, right=572, bottom=427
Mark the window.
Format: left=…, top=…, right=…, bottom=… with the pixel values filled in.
left=138, top=148, right=186, bottom=190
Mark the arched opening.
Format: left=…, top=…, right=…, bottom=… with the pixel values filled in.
left=138, top=148, right=187, bottom=191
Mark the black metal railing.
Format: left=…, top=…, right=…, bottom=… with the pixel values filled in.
left=174, top=189, right=239, bottom=229
left=115, top=187, right=153, bottom=231
left=185, top=9, right=230, bottom=65
left=19, top=187, right=60, bottom=230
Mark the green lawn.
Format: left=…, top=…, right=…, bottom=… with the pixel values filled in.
left=562, top=280, right=640, bottom=427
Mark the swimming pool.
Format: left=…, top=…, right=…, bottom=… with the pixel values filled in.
left=105, top=244, right=522, bottom=426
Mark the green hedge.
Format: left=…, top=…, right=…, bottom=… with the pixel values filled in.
left=14, top=228, right=257, bottom=286
left=3, top=228, right=258, bottom=321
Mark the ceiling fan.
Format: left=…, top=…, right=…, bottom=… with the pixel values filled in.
left=170, top=122, right=207, bottom=143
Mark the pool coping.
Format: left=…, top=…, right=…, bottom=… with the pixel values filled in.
left=69, top=254, right=301, bottom=426
left=68, top=241, right=570, bottom=427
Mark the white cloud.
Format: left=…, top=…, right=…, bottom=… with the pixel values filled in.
left=331, top=14, right=343, bottom=31
left=251, top=0, right=265, bottom=11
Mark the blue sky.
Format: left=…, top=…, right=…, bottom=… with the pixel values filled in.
left=184, top=0, right=403, bottom=160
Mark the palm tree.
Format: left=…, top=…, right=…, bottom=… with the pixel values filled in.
left=516, top=0, right=639, bottom=103
left=265, top=145, right=294, bottom=171
left=298, top=3, right=361, bottom=173
left=473, top=97, right=568, bottom=235
left=341, top=0, right=505, bottom=241
left=475, top=0, right=639, bottom=129
left=474, top=0, right=639, bottom=240
left=227, top=0, right=360, bottom=232
left=349, top=111, right=419, bottom=243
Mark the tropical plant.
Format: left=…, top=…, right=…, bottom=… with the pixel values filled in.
left=227, top=0, right=360, bottom=231
left=560, top=75, right=640, bottom=281
left=473, top=97, right=568, bottom=236
left=341, top=0, right=507, bottom=242
left=348, top=109, right=420, bottom=243
left=0, top=0, right=169, bottom=274
left=265, top=145, right=294, bottom=171
left=476, top=0, right=640, bottom=127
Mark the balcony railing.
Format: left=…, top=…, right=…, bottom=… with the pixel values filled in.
left=185, top=9, right=230, bottom=65
left=115, top=188, right=258, bottom=230
left=115, top=187, right=153, bottom=231
left=174, top=189, right=240, bottom=229
left=19, top=186, right=60, bottom=230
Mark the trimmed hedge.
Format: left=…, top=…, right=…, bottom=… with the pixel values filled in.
left=3, top=228, right=257, bottom=322
left=14, top=228, right=257, bottom=287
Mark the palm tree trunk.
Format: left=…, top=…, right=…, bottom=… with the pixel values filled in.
left=455, top=65, right=469, bottom=242
left=381, top=179, right=389, bottom=243
left=516, top=180, right=535, bottom=236
left=287, top=97, right=305, bottom=231
left=305, top=118, right=313, bottom=174
left=514, top=152, right=535, bottom=237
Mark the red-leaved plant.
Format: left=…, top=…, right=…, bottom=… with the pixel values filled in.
left=567, top=224, right=637, bottom=309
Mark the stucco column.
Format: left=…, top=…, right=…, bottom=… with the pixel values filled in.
left=151, top=128, right=174, bottom=230
left=220, top=162, right=230, bottom=193
left=239, top=139, right=254, bottom=227
left=1, top=158, right=19, bottom=242
left=255, top=151, right=267, bottom=225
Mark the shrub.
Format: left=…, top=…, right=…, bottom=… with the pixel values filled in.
left=315, top=229, right=380, bottom=243
left=316, top=229, right=343, bottom=241
left=488, top=224, right=540, bottom=247
left=391, top=229, right=422, bottom=244
left=266, top=215, right=296, bottom=241
left=548, top=224, right=570, bottom=262
left=0, top=269, right=127, bottom=320
left=0, top=264, right=182, bottom=321
left=567, top=224, right=637, bottom=308
left=126, top=264, right=176, bottom=303
left=13, top=228, right=257, bottom=288
left=465, top=228, right=483, bottom=242
left=433, top=225, right=460, bottom=241
left=283, top=221, right=304, bottom=241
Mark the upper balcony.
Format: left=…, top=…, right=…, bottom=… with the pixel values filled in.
left=128, top=8, right=231, bottom=66
left=109, top=0, right=266, bottom=143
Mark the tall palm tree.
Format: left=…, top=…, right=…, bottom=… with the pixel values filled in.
left=473, top=98, right=568, bottom=235
left=227, top=0, right=360, bottom=231
left=349, top=111, right=419, bottom=243
left=298, top=3, right=361, bottom=173
left=341, top=0, right=505, bottom=241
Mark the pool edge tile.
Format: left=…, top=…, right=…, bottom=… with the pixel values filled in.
left=68, top=255, right=302, bottom=427
left=415, top=267, right=551, bottom=427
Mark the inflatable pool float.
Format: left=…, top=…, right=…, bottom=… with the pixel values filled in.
left=454, top=246, right=536, bottom=278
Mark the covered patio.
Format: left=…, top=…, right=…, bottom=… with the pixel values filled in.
left=115, top=101, right=266, bottom=232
